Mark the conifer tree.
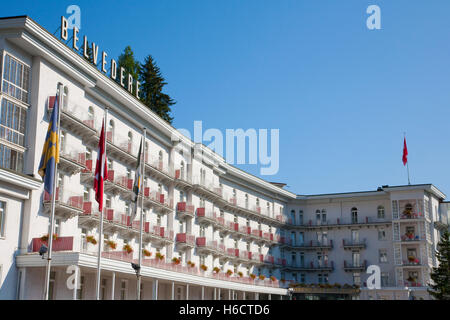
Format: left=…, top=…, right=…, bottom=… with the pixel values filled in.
left=116, top=46, right=140, bottom=95
left=139, top=55, right=175, bottom=124
left=428, top=231, right=450, bottom=300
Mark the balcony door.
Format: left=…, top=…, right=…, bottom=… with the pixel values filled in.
left=352, top=252, right=360, bottom=266
left=352, top=230, right=359, bottom=243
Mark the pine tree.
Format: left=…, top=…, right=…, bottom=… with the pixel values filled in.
left=428, top=231, right=450, bottom=300
left=116, top=46, right=140, bottom=95
left=139, top=55, right=175, bottom=124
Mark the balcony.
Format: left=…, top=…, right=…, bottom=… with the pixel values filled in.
left=143, top=188, right=173, bottom=214
left=59, top=150, right=86, bottom=175
left=402, top=256, right=421, bottom=266
left=31, top=236, right=74, bottom=252
left=43, top=188, right=84, bottom=219
left=195, top=208, right=217, bottom=225
left=48, top=96, right=97, bottom=142
left=176, top=202, right=195, bottom=219
left=80, top=159, right=94, bottom=185
left=191, top=176, right=222, bottom=201
left=173, top=169, right=192, bottom=189
left=103, top=170, right=134, bottom=198
left=343, top=260, right=367, bottom=272
left=145, top=157, right=174, bottom=184
left=143, top=225, right=174, bottom=247
left=280, top=239, right=334, bottom=250
left=400, top=233, right=422, bottom=242
left=342, top=239, right=366, bottom=250
left=176, top=233, right=195, bottom=249
left=105, top=133, right=138, bottom=167
left=308, top=261, right=334, bottom=272
left=196, top=237, right=220, bottom=255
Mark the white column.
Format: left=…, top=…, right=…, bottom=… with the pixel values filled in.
left=202, top=286, right=205, bottom=300
left=218, top=288, right=221, bottom=300
left=172, top=282, right=175, bottom=300
left=268, top=293, right=271, bottom=300
left=152, top=279, right=158, bottom=300
left=18, top=268, right=27, bottom=300
left=111, top=272, right=115, bottom=300
left=255, top=292, right=259, bottom=300
left=243, top=291, right=245, bottom=300
left=214, top=288, right=216, bottom=300
left=228, top=289, right=231, bottom=300
left=186, top=284, right=189, bottom=300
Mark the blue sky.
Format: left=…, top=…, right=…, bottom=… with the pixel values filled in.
left=5, top=1, right=450, bottom=196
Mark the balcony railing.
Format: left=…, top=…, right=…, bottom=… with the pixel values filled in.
left=342, top=239, right=366, bottom=249
left=176, top=233, right=195, bottom=247
left=43, top=188, right=84, bottom=218
left=59, top=150, right=86, bottom=174
left=31, top=236, right=74, bottom=252
left=176, top=202, right=195, bottom=219
left=343, top=260, right=367, bottom=271
left=400, top=234, right=422, bottom=241
left=402, top=257, right=421, bottom=266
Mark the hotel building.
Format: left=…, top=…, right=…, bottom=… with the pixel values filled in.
left=0, top=15, right=448, bottom=300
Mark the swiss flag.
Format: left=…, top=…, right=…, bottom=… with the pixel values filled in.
left=402, top=137, right=408, bottom=166
left=94, top=120, right=108, bottom=212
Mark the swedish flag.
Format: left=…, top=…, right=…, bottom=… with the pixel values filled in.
left=131, top=138, right=143, bottom=221
left=38, top=94, right=60, bottom=195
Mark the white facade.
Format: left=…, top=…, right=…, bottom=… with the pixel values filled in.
left=0, top=16, right=447, bottom=300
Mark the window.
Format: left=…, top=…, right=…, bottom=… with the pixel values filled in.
left=298, top=232, right=304, bottom=245
left=351, top=230, right=359, bottom=243
left=63, top=86, right=69, bottom=109
left=245, top=194, right=249, bottom=209
left=81, top=228, right=87, bottom=251
left=352, top=251, right=360, bottom=266
left=291, top=232, right=296, bottom=245
left=379, top=249, right=388, bottom=263
left=2, top=54, right=30, bottom=103
left=108, top=120, right=114, bottom=143
left=353, top=273, right=361, bottom=286
left=297, top=274, right=304, bottom=283
left=381, top=272, right=389, bottom=287
left=407, top=248, right=417, bottom=258
left=299, top=252, right=304, bottom=266
left=120, top=280, right=128, bottom=300
left=291, top=252, right=296, bottom=265
left=105, top=195, right=111, bottom=209
left=315, top=210, right=321, bottom=224
left=321, top=209, right=327, bottom=223
left=48, top=271, right=56, bottom=300
left=292, top=273, right=297, bottom=282
left=86, top=148, right=92, bottom=161
left=54, top=219, right=61, bottom=236
left=83, top=186, right=90, bottom=202
left=107, top=158, right=113, bottom=170
left=351, top=207, right=358, bottom=223
left=76, top=275, right=85, bottom=300
left=0, top=201, right=5, bottom=237
left=200, top=226, right=205, bottom=237
left=299, top=210, right=303, bottom=225
left=0, top=99, right=27, bottom=172
left=100, top=278, right=107, bottom=300
left=377, top=206, right=385, bottom=219
left=378, top=228, right=386, bottom=240
left=60, top=130, right=66, bottom=153
left=290, top=210, right=296, bottom=224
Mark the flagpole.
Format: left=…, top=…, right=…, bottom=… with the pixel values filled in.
left=404, top=132, right=411, bottom=185
left=96, top=107, right=108, bottom=300
left=137, top=127, right=146, bottom=300
left=43, top=82, right=63, bottom=300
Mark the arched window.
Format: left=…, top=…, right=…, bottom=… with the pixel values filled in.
left=158, top=183, right=162, bottom=194
left=299, top=210, right=304, bottom=225
left=63, top=86, right=69, bottom=109
left=108, top=120, right=114, bottom=143
left=60, top=130, right=66, bottom=153
left=128, top=131, right=133, bottom=142
left=180, top=161, right=185, bottom=178
left=351, top=207, right=358, bottom=223
left=267, top=202, right=271, bottom=216
left=256, top=198, right=260, bottom=209
left=179, top=190, right=184, bottom=202
left=291, top=210, right=296, bottom=224
left=316, top=210, right=321, bottom=224
left=321, top=209, right=327, bottom=223
left=87, top=106, right=94, bottom=128
left=377, top=205, right=385, bottom=219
